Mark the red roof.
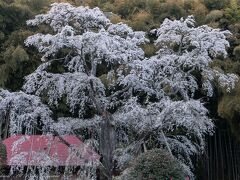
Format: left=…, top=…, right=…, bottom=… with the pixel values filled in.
left=3, top=135, right=100, bottom=166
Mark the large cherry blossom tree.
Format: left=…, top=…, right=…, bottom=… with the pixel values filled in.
left=0, top=3, right=238, bottom=179
left=23, top=3, right=146, bottom=179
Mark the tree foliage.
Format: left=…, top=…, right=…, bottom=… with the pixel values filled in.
left=0, top=3, right=237, bottom=179
left=1, top=0, right=240, bottom=179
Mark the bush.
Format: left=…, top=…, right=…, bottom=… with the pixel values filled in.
left=141, top=44, right=157, bottom=58
left=158, top=1, right=185, bottom=22
left=205, top=10, right=224, bottom=23
left=204, top=0, right=229, bottom=10
left=126, top=149, right=185, bottom=180
left=234, top=45, right=240, bottom=59
left=130, top=11, right=153, bottom=31
left=13, top=0, right=50, bottom=13
left=147, top=0, right=162, bottom=18
left=112, top=0, right=132, bottom=18
left=224, top=6, right=240, bottom=24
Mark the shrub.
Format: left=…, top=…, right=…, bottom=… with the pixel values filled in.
left=190, top=0, right=208, bottom=25
left=205, top=10, right=224, bottom=23
left=204, top=0, right=229, bottom=10
left=158, top=1, right=185, bottom=22
left=128, top=149, right=185, bottom=180
left=233, top=45, right=240, bottom=60
left=130, top=11, right=153, bottom=31
left=147, top=0, right=162, bottom=18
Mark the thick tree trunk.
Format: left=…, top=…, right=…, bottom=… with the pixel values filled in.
left=2, top=104, right=11, bottom=140
left=85, top=69, right=116, bottom=179
left=99, top=112, right=115, bottom=180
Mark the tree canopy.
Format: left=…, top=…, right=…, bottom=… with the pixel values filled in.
left=0, top=0, right=240, bottom=179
